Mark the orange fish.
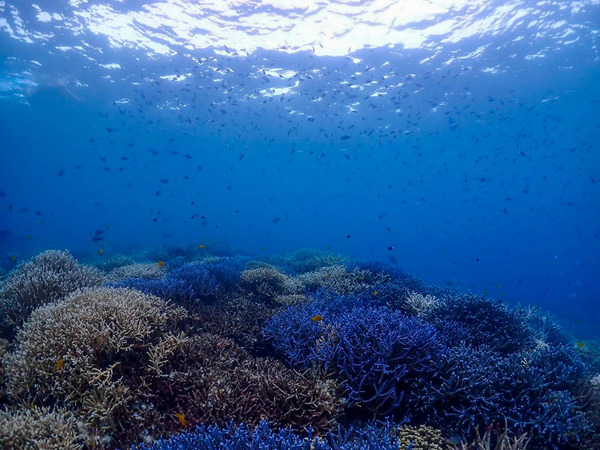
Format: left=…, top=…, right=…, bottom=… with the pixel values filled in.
left=198, top=244, right=206, bottom=249
left=56, top=357, right=64, bottom=371
left=98, top=248, right=104, bottom=255
left=10, top=255, right=17, bottom=262
left=373, top=290, right=379, bottom=296
left=311, top=315, right=323, bottom=322
left=577, top=341, right=585, bottom=349
left=175, top=413, right=186, bottom=427
left=157, top=261, right=165, bottom=267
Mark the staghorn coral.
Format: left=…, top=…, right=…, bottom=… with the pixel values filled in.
left=105, top=262, right=166, bottom=283
left=427, top=294, right=533, bottom=354
left=394, top=424, right=449, bottom=450
left=4, top=287, right=187, bottom=447
left=402, top=291, right=441, bottom=316
left=113, top=261, right=221, bottom=309
left=274, top=293, right=309, bottom=306
left=148, top=332, right=344, bottom=435
left=135, top=419, right=410, bottom=450
left=457, top=422, right=530, bottom=450
left=193, top=296, right=275, bottom=352
left=419, top=342, right=591, bottom=447
left=240, top=266, right=290, bottom=302
left=265, top=297, right=444, bottom=417
left=0, top=250, right=105, bottom=339
left=0, top=406, right=85, bottom=449
left=295, top=265, right=373, bottom=295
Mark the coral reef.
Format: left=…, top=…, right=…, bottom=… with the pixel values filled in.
left=112, top=261, right=221, bottom=308
left=0, top=248, right=597, bottom=449
left=0, top=406, right=85, bottom=449
left=135, top=419, right=406, bottom=450
left=394, top=424, right=449, bottom=450
left=4, top=287, right=187, bottom=446
left=240, top=266, right=289, bottom=302
left=0, top=250, right=104, bottom=339
left=105, top=262, right=166, bottom=283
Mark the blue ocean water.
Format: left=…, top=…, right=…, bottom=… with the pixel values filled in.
left=0, top=0, right=599, bottom=344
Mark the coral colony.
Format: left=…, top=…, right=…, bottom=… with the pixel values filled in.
left=0, top=248, right=599, bottom=449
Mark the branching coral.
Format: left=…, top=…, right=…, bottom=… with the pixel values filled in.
left=427, top=294, right=533, bottom=354
left=135, top=419, right=410, bottom=450
left=147, top=332, right=344, bottom=435
left=106, top=262, right=166, bottom=283
left=419, top=342, right=592, bottom=448
left=0, top=250, right=105, bottom=339
left=240, top=266, right=289, bottom=302
left=0, top=406, right=85, bottom=449
left=113, top=261, right=221, bottom=308
left=319, top=307, right=444, bottom=417
left=394, top=424, right=449, bottom=450
left=265, top=298, right=443, bottom=418
left=4, top=287, right=187, bottom=446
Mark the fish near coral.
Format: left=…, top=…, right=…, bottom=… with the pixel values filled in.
left=311, top=314, right=323, bottom=322
left=175, top=412, right=187, bottom=427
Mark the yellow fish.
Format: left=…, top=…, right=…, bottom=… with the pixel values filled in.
left=10, top=255, right=17, bottom=262
left=157, top=261, right=165, bottom=267
left=98, top=248, right=104, bottom=255
left=56, top=357, right=64, bottom=371
left=198, top=244, right=206, bottom=249
left=311, top=315, right=323, bottom=322
left=577, top=341, right=585, bottom=349
left=175, top=413, right=186, bottom=427
left=325, top=273, right=331, bottom=279
left=373, top=290, right=379, bottom=296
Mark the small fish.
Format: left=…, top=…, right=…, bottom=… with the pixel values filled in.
left=198, top=244, right=206, bottom=249
left=311, top=315, right=323, bottom=322
left=175, top=412, right=187, bottom=427
left=98, top=248, right=104, bottom=255
left=577, top=341, right=585, bottom=349
left=11, top=255, right=17, bottom=262
left=56, top=357, right=64, bottom=371
left=157, top=261, right=165, bottom=267
left=373, top=290, right=379, bottom=296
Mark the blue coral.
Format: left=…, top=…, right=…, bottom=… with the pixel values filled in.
left=319, top=307, right=444, bottom=417
left=113, top=261, right=220, bottom=306
left=134, top=419, right=405, bottom=450
left=265, top=294, right=444, bottom=417
left=418, top=342, right=592, bottom=448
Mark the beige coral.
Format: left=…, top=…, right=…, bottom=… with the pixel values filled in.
left=105, top=262, right=166, bottom=283
left=0, top=406, right=85, bottom=450
left=4, top=287, right=187, bottom=445
left=395, top=424, right=449, bottom=450
left=0, top=250, right=105, bottom=336
left=402, top=291, right=441, bottom=316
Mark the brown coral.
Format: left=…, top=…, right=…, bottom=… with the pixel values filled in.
left=149, top=333, right=344, bottom=435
